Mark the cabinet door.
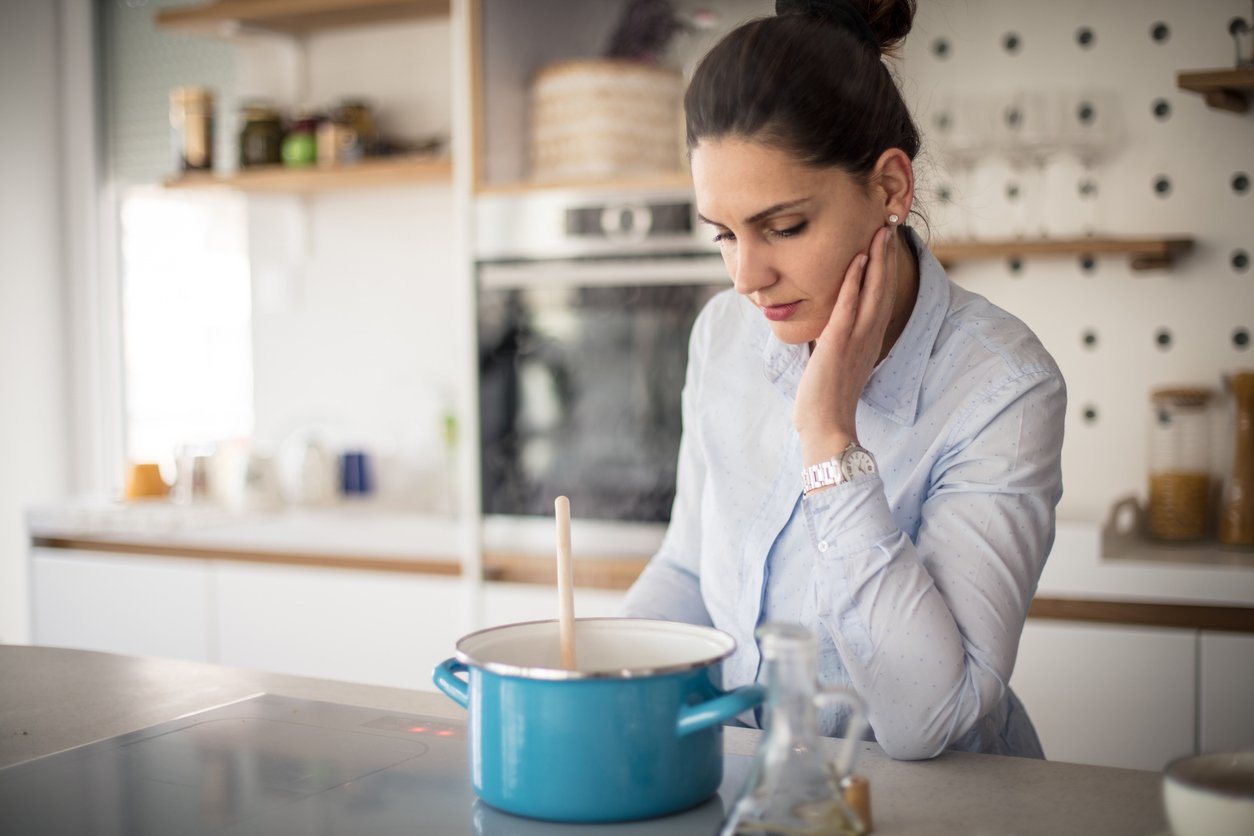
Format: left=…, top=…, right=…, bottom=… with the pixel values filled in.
left=1011, top=620, right=1196, bottom=771
left=1200, top=632, right=1254, bottom=753
left=30, top=547, right=211, bottom=662
left=213, top=562, right=470, bottom=691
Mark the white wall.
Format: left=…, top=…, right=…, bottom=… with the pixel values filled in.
left=0, top=0, right=71, bottom=643
left=241, top=18, right=465, bottom=510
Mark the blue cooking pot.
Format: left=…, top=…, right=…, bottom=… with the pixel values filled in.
left=433, top=618, right=765, bottom=823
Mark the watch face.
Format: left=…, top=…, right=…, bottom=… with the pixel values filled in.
left=840, top=448, right=877, bottom=481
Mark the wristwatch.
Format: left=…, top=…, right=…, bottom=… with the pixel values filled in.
left=802, top=442, right=878, bottom=495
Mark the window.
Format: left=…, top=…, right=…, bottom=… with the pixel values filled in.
left=119, top=186, right=252, bottom=474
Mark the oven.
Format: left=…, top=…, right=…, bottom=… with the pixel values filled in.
left=475, top=189, right=728, bottom=553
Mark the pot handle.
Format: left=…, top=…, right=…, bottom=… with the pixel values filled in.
left=676, top=683, right=767, bottom=737
left=432, top=658, right=470, bottom=709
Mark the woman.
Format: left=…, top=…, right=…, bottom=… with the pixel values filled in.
left=622, top=0, right=1066, bottom=760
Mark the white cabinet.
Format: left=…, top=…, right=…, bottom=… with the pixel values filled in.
left=213, top=561, right=469, bottom=691
left=1011, top=620, right=1196, bottom=771
left=30, top=547, right=211, bottom=662
left=1199, top=632, right=1254, bottom=753
left=481, top=581, right=625, bottom=627
left=29, top=548, right=469, bottom=689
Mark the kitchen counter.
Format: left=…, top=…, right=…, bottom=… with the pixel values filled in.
left=0, top=644, right=1168, bottom=835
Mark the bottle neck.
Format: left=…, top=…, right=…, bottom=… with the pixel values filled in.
left=761, top=644, right=820, bottom=742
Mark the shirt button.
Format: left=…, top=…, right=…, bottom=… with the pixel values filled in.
left=817, top=540, right=829, bottom=552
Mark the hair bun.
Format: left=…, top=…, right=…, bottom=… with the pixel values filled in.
left=775, top=0, right=915, bottom=53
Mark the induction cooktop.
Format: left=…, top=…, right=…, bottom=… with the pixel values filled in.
left=0, top=694, right=753, bottom=835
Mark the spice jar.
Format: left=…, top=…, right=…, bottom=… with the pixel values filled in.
left=1219, top=371, right=1254, bottom=546
left=1147, top=387, right=1214, bottom=542
left=169, top=86, right=214, bottom=172
left=238, top=103, right=283, bottom=168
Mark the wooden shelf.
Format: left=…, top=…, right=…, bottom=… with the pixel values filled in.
left=932, top=236, right=1194, bottom=271
left=476, top=170, right=694, bottom=196
left=155, top=0, right=450, bottom=36
left=1177, top=67, right=1254, bottom=113
left=163, top=155, right=452, bottom=193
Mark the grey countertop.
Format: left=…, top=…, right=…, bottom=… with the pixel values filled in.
left=0, top=644, right=1168, bottom=835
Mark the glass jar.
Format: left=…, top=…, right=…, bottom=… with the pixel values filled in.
left=238, top=103, right=283, bottom=168
left=1219, top=371, right=1254, bottom=546
left=1147, top=387, right=1214, bottom=542
left=331, top=99, right=376, bottom=150
left=169, top=86, right=214, bottom=172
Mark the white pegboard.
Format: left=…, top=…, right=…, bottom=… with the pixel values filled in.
left=897, top=0, right=1254, bottom=522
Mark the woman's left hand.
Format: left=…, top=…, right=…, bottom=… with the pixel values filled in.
left=794, top=223, right=898, bottom=465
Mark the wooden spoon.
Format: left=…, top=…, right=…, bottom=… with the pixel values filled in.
left=555, top=495, right=577, bottom=670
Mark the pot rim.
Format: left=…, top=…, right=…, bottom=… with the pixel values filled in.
left=454, top=617, right=736, bottom=681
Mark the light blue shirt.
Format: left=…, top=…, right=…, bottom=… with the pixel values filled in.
left=622, top=228, right=1066, bottom=760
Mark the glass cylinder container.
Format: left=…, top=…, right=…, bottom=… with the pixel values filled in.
left=169, top=86, right=214, bottom=172
left=720, top=623, right=867, bottom=836
left=1219, top=371, right=1254, bottom=546
left=1147, top=387, right=1214, bottom=542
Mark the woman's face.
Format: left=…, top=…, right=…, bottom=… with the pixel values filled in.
left=690, top=137, right=882, bottom=345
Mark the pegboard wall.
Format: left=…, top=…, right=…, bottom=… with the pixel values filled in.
left=893, top=0, right=1253, bottom=523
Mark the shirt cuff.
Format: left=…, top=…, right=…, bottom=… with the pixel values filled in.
left=802, top=473, right=898, bottom=553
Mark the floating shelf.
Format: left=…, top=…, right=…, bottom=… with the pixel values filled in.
left=155, top=0, right=450, bottom=36
left=163, top=155, right=453, bottom=193
left=1176, top=67, right=1254, bottom=113
left=932, top=236, right=1195, bottom=271
left=476, top=170, right=694, bottom=196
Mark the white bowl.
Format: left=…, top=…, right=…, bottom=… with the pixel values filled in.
left=1163, top=751, right=1254, bottom=836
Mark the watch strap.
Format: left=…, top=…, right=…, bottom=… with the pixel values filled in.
left=801, top=442, right=875, bottom=495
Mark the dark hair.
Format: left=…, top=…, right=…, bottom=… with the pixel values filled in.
left=685, top=0, right=920, bottom=187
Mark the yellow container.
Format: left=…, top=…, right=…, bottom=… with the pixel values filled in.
left=125, top=462, right=169, bottom=500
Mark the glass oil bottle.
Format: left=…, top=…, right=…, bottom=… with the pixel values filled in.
left=721, top=623, right=869, bottom=836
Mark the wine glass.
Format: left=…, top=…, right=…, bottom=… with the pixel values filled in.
left=991, top=90, right=1065, bottom=239
left=929, top=94, right=993, bottom=241
left=1064, top=89, right=1123, bottom=237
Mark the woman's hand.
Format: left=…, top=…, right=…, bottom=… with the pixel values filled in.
left=795, top=223, right=899, bottom=466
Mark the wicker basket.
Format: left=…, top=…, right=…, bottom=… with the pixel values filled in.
left=530, top=59, right=684, bottom=182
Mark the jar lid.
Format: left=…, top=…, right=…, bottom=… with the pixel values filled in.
left=240, top=102, right=280, bottom=120
left=170, top=86, right=213, bottom=102
left=1151, top=386, right=1214, bottom=406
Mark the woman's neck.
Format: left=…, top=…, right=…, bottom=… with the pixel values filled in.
left=878, top=226, right=920, bottom=364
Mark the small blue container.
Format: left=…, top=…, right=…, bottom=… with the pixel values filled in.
left=433, top=618, right=764, bottom=823
left=339, top=451, right=372, bottom=495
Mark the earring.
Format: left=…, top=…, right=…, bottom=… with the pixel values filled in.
left=888, top=213, right=900, bottom=225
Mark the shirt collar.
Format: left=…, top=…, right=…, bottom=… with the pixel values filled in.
left=760, top=226, right=950, bottom=426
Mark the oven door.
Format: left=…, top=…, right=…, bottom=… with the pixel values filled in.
left=477, top=256, right=728, bottom=547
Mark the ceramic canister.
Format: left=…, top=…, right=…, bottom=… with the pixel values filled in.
left=433, top=618, right=764, bottom=823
